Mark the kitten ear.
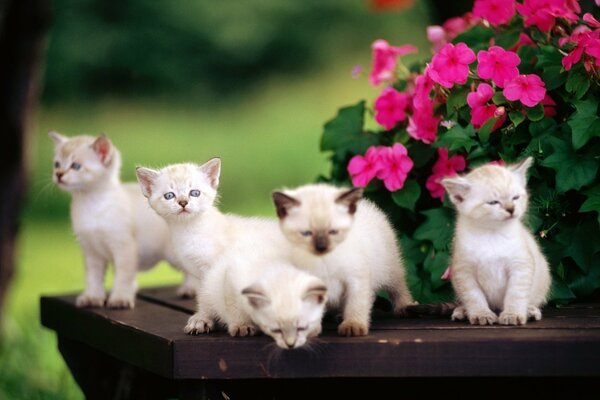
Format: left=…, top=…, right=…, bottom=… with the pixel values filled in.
left=335, top=187, right=363, bottom=215
left=509, top=156, right=533, bottom=186
left=92, top=134, right=112, bottom=164
left=272, top=191, right=300, bottom=219
left=242, top=284, right=271, bottom=309
left=303, top=281, right=327, bottom=305
left=441, top=177, right=470, bottom=204
left=199, top=158, right=221, bottom=190
left=135, top=167, right=159, bottom=198
left=48, top=130, right=67, bottom=146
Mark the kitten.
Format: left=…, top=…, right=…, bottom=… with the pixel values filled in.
left=49, top=131, right=193, bottom=309
left=186, top=240, right=328, bottom=349
left=135, top=160, right=293, bottom=335
left=272, top=183, right=414, bottom=336
left=442, top=157, right=551, bottom=325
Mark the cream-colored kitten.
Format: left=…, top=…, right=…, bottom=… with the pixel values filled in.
left=49, top=131, right=193, bottom=309
left=272, top=183, right=414, bottom=336
left=442, top=157, right=551, bottom=326
left=187, top=239, right=328, bottom=348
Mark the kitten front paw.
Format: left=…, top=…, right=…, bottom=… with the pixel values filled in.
left=228, top=324, right=257, bottom=337
left=451, top=306, right=467, bottom=321
left=498, top=311, right=527, bottom=325
left=176, top=284, right=196, bottom=299
left=106, top=293, right=135, bottom=309
left=184, top=314, right=214, bottom=335
left=527, top=305, right=542, bottom=321
left=468, top=310, right=497, bottom=325
left=337, top=320, right=369, bottom=336
left=75, top=293, right=105, bottom=308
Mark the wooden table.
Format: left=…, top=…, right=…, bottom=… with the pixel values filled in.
left=40, top=286, right=600, bottom=399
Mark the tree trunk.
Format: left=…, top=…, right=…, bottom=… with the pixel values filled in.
left=0, top=0, right=49, bottom=325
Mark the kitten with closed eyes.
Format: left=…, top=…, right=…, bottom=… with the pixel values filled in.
left=442, top=157, right=551, bottom=325
left=272, top=183, right=414, bottom=337
left=49, top=131, right=194, bottom=309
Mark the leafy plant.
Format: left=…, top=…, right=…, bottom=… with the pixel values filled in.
left=319, top=0, right=600, bottom=304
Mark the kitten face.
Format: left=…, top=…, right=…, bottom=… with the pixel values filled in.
left=136, top=159, right=220, bottom=221
left=242, top=268, right=327, bottom=349
left=272, top=184, right=362, bottom=255
left=49, top=131, right=115, bottom=192
left=443, top=158, right=532, bottom=224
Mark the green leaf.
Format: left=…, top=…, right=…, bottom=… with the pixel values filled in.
left=413, top=207, right=455, bottom=250
left=549, top=274, right=576, bottom=304
left=529, top=118, right=557, bottom=138
left=452, top=26, right=494, bottom=51
left=446, top=86, right=469, bottom=117
left=566, top=64, right=591, bottom=100
left=423, top=248, right=451, bottom=291
left=509, top=111, right=525, bottom=127
left=542, top=65, right=568, bottom=90
left=492, top=92, right=507, bottom=105
left=536, top=45, right=567, bottom=90
left=391, top=180, right=421, bottom=211
left=408, top=141, right=436, bottom=168
left=567, top=99, right=600, bottom=150
left=477, top=117, right=496, bottom=143
left=435, top=124, right=477, bottom=152
left=321, top=101, right=379, bottom=158
left=567, top=253, right=600, bottom=298
left=541, top=137, right=598, bottom=192
left=525, top=104, right=544, bottom=122
left=559, top=220, right=600, bottom=272
left=580, top=185, right=600, bottom=226
left=495, top=28, right=521, bottom=49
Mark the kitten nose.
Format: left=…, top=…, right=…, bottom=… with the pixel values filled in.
left=56, top=172, right=64, bottom=181
left=505, top=206, right=515, bottom=215
left=284, top=338, right=296, bottom=348
left=178, top=200, right=188, bottom=208
left=314, top=234, right=329, bottom=253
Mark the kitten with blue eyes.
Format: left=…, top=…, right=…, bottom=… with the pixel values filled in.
left=442, top=157, right=551, bottom=325
left=272, top=183, right=414, bottom=336
left=49, top=131, right=193, bottom=309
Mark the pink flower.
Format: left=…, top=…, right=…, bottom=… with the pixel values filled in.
left=374, top=87, right=411, bottom=130
left=510, top=33, right=536, bottom=52
left=561, top=28, right=600, bottom=71
left=377, top=143, right=414, bottom=191
left=472, top=0, right=516, bottom=27
left=503, top=74, right=546, bottom=107
left=516, top=0, right=579, bottom=32
left=476, top=46, right=521, bottom=87
left=467, top=82, right=495, bottom=108
left=583, top=13, right=600, bottom=29
left=443, top=13, right=480, bottom=39
left=427, top=42, right=476, bottom=88
left=347, top=146, right=386, bottom=188
left=426, top=148, right=467, bottom=200
left=407, top=101, right=441, bottom=144
left=542, top=94, right=557, bottom=117
left=369, top=39, right=418, bottom=86
left=427, top=25, right=447, bottom=53
left=412, top=69, right=434, bottom=110
left=467, top=83, right=505, bottom=131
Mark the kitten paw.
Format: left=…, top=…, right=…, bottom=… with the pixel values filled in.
left=228, top=324, right=257, bottom=337
left=337, top=320, right=369, bottom=336
left=75, top=293, right=105, bottom=308
left=106, top=293, right=135, bottom=309
left=176, top=284, right=196, bottom=299
left=498, top=311, right=527, bottom=325
left=451, top=306, right=467, bottom=321
left=468, top=310, right=497, bottom=325
left=184, top=314, right=214, bottom=335
left=527, top=306, right=542, bottom=321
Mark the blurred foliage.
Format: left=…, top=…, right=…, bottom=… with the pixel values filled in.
left=43, top=0, right=431, bottom=102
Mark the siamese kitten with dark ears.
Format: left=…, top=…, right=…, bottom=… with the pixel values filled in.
left=49, top=131, right=192, bottom=309
left=272, top=183, right=414, bottom=337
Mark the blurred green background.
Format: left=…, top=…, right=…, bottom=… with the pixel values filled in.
left=1, top=0, right=434, bottom=398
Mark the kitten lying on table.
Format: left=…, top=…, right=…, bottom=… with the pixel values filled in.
left=49, top=131, right=192, bottom=309
left=442, top=157, right=551, bottom=325
left=272, top=183, right=414, bottom=336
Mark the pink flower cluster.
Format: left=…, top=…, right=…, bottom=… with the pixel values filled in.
left=369, top=39, right=417, bottom=86
left=560, top=15, right=600, bottom=71
left=473, top=0, right=516, bottom=27
left=427, top=13, right=479, bottom=53
left=374, top=87, right=411, bottom=130
left=425, top=148, right=467, bottom=200
left=516, top=0, right=580, bottom=32
left=428, top=43, right=475, bottom=88
left=467, top=83, right=505, bottom=130
left=348, top=143, right=414, bottom=191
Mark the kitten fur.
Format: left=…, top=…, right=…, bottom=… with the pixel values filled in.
left=442, top=157, right=551, bottom=326
left=49, top=131, right=192, bottom=309
left=272, top=183, right=414, bottom=336
left=187, top=238, right=328, bottom=349
left=136, top=160, right=295, bottom=335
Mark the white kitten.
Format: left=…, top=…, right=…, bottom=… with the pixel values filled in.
left=49, top=131, right=192, bottom=309
left=442, top=157, right=551, bottom=325
left=135, top=160, right=294, bottom=335
left=272, top=183, right=414, bottom=336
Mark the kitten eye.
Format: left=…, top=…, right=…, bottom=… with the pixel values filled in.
left=53, top=161, right=60, bottom=169
left=328, top=229, right=338, bottom=235
left=189, top=189, right=201, bottom=197
left=487, top=200, right=500, bottom=205
left=513, top=195, right=520, bottom=200
left=70, top=162, right=81, bottom=171
left=297, top=326, right=308, bottom=332
left=300, top=230, right=313, bottom=237
left=163, top=192, right=175, bottom=200
left=271, top=328, right=282, bottom=334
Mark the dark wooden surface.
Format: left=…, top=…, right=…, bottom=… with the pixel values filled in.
left=41, top=285, right=600, bottom=385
